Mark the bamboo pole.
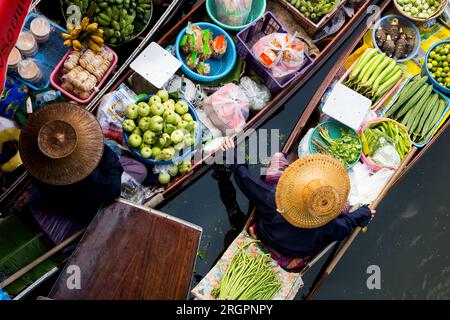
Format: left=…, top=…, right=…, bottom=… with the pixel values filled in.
left=305, top=147, right=418, bottom=300
left=0, top=229, right=85, bottom=289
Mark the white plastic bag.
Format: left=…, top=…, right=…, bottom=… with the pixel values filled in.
left=215, top=0, right=253, bottom=26
left=297, top=128, right=314, bottom=158
left=252, top=33, right=306, bottom=80
left=238, top=76, right=271, bottom=111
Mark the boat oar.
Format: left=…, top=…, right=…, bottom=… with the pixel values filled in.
left=305, top=147, right=418, bottom=300
left=0, top=229, right=85, bottom=290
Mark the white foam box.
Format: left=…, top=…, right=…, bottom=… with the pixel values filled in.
left=322, top=82, right=372, bottom=131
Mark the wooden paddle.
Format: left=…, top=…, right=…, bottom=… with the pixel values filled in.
left=305, top=147, right=418, bottom=299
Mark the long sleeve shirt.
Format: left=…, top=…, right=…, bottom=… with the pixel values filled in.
left=233, top=164, right=372, bottom=258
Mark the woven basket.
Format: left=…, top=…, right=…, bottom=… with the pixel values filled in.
left=393, top=0, right=448, bottom=23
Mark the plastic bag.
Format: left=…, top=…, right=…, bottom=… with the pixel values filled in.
left=238, top=76, right=271, bottom=111
left=215, top=0, right=253, bottom=26
left=78, top=48, right=113, bottom=81
left=252, top=33, right=305, bottom=80
left=201, top=83, right=249, bottom=135
left=297, top=128, right=314, bottom=158
left=370, top=135, right=401, bottom=169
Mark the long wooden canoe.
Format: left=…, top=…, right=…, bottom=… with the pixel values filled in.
left=0, top=0, right=184, bottom=211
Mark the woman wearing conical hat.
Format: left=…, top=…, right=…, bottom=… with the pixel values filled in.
left=215, top=146, right=374, bottom=271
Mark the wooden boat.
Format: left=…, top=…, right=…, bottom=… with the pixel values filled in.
left=214, top=0, right=450, bottom=299
left=0, top=0, right=184, bottom=210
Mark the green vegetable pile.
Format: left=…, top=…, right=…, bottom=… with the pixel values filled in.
left=395, top=0, right=443, bottom=20
left=211, top=241, right=281, bottom=300
left=288, top=0, right=337, bottom=22
left=426, top=43, right=450, bottom=89
left=62, top=0, right=152, bottom=45
left=385, top=75, right=447, bottom=144
left=312, top=126, right=361, bottom=168
left=361, top=121, right=411, bottom=160
left=345, top=48, right=404, bottom=104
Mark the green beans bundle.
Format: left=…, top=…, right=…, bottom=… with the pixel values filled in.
left=385, top=75, right=448, bottom=144
left=345, top=48, right=404, bottom=104
left=211, top=241, right=281, bottom=300
left=289, top=0, right=337, bottom=22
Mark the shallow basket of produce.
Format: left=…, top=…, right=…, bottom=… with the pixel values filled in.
left=393, top=0, right=448, bottom=23
left=308, top=120, right=362, bottom=169
left=275, top=0, right=347, bottom=36
left=424, top=40, right=450, bottom=95
left=360, top=118, right=412, bottom=171
left=122, top=93, right=202, bottom=166
left=236, top=11, right=313, bottom=93
left=60, top=0, right=153, bottom=47
left=50, top=46, right=118, bottom=104
left=382, top=75, right=450, bottom=147
left=341, top=48, right=405, bottom=111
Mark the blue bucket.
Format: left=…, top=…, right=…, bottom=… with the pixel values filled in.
left=123, top=95, right=202, bottom=166
left=175, top=22, right=237, bottom=83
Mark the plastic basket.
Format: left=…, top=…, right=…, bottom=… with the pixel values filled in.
left=359, top=118, right=411, bottom=171
left=123, top=95, right=202, bottom=166
left=205, top=0, right=267, bottom=32
left=175, top=22, right=237, bottom=83
left=308, top=120, right=362, bottom=169
left=424, top=40, right=450, bottom=95
left=372, top=15, right=421, bottom=63
left=11, top=13, right=68, bottom=90
left=382, top=75, right=450, bottom=148
left=50, top=46, right=118, bottom=105
left=236, top=11, right=313, bottom=94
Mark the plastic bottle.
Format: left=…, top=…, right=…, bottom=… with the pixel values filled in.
left=35, top=90, right=61, bottom=106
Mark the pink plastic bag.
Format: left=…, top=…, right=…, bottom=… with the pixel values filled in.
left=252, top=33, right=306, bottom=80
left=201, top=83, right=249, bottom=135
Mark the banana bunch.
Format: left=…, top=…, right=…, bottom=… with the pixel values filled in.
left=61, top=17, right=105, bottom=53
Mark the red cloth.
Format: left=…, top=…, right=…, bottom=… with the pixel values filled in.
left=0, top=0, right=33, bottom=94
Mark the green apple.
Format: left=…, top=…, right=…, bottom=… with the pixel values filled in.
left=178, top=160, right=192, bottom=175
left=184, top=134, right=195, bottom=146
left=163, top=100, right=176, bottom=112
left=167, top=165, right=178, bottom=177
left=177, top=120, right=189, bottom=130
left=185, top=121, right=196, bottom=133
left=150, top=102, right=164, bottom=116
left=128, top=133, right=142, bottom=148
left=137, top=102, right=151, bottom=117
left=149, top=95, right=162, bottom=105
left=159, top=133, right=171, bottom=147
left=171, top=129, right=185, bottom=144
left=175, top=100, right=189, bottom=115
left=122, top=119, right=136, bottom=132
left=158, top=172, right=171, bottom=185
left=149, top=115, right=164, bottom=132
left=151, top=146, right=162, bottom=158
left=156, top=89, right=169, bottom=102
left=125, top=104, right=139, bottom=120
left=143, top=130, right=156, bottom=144
left=140, top=146, right=152, bottom=158
left=132, top=127, right=142, bottom=136
left=161, top=147, right=175, bottom=161
left=164, top=123, right=177, bottom=134
left=182, top=113, right=194, bottom=122
left=138, top=117, right=151, bottom=131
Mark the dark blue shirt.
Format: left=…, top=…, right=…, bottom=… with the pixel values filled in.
left=233, top=164, right=372, bottom=258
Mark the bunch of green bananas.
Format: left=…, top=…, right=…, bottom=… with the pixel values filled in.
left=62, top=0, right=152, bottom=45
left=289, top=0, right=336, bottom=22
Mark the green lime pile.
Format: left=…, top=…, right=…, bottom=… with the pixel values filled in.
left=427, top=43, right=450, bottom=88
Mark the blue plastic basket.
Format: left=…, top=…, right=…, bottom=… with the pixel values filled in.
left=308, top=120, right=362, bottom=169
left=175, top=22, right=237, bottom=83
left=123, top=95, right=202, bottom=166
left=11, top=13, right=68, bottom=90
left=382, top=75, right=450, bottom=148
left=372, top=14, right=421, bottom=63
left=424, top=40, right=450, bottom=95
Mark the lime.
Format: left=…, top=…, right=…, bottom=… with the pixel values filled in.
left=428, top=63, right=434, bottom=70
left=432, top=60, right=438, bottom=66
left=430, top=51, right=437, bottom=58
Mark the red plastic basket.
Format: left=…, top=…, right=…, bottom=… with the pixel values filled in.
left=50, top=46, right=118, bottom=105
left=236, top=11, right=313, bottom=94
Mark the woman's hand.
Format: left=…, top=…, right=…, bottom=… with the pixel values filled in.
left=220, top=136, right=235, bottom=151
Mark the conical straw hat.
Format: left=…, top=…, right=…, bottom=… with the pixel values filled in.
left=275, top=154, right=350, bottom=229
left=19, top=103, right=104, bottom=185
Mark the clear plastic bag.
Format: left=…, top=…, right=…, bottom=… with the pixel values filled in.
left=78, top=48, right=113, bottom=82
left=201, top=83, right=249, bottom=135
left=252, top=32, right=306, bottom=80
left=370, top=135, right=401, bottom=169
left=238, top=76, right=271, bottom=111
left=215, top=0, right=253, bottom=26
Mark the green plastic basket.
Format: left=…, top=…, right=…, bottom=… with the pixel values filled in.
left=206, top=0, right=266, bottom=32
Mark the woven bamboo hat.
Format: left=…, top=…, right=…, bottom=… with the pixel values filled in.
left=19, top=103, right=104, bottom=185
left=275, top=154, right=350, bottom=229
